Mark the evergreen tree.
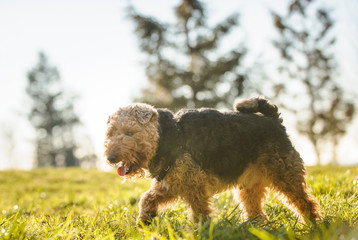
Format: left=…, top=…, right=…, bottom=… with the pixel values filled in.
left=129, top=0, right=246, bottom=110
left=272, top=0, right=355, bottom=165
left=26, top=52, right=97, bottom=168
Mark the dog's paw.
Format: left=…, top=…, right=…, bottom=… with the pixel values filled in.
left=136, top=217, right=153, bottom=227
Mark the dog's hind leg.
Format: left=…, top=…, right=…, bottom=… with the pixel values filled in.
left=237, top=183, right=268, bottom=221
left=237, top=163, right=269, bottom=221
left=267, top=152, right=322, bottom=223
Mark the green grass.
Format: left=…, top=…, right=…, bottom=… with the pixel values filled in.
left=0, top=166, right=358, bottom=239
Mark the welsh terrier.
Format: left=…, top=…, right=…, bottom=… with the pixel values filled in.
left=104, top=97, right=321, bottom=224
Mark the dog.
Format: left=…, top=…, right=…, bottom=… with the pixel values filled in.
left=104, top=96, right=321, bottom=224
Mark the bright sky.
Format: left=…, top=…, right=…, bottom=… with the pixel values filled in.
left=1, top=0, right=358, bottom=170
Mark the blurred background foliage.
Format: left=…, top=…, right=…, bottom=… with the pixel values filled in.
left=128, top=0, right=356, bottom=165
left=2, top=0, right=356, bottom=168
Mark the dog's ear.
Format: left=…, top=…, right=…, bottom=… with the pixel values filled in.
left=135, top=106, right=158, bottom=124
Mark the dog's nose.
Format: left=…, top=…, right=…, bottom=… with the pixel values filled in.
left=107, top=155, right=117, bottom=163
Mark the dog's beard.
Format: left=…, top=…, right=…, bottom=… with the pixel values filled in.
left=109, top=152, right=149, bottom=181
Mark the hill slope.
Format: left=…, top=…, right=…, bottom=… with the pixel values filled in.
left=0, top=167, right=357, bottom=239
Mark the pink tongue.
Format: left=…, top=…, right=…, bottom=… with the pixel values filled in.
left=117, top=165, right=127, bottom=176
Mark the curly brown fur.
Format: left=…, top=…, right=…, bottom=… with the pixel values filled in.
left=104, top=104, right=159, bottom=179
left=235, top=96, right=283, bottom=122
left=104, top=96, right=322, bottom=224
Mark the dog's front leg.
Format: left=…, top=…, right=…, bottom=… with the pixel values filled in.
left=138, top=179, right=177, bottom=225
left=182, top=187, right=212, bottom=223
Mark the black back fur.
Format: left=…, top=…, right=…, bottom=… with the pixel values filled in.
left=150, top=108, right=293, bottom=183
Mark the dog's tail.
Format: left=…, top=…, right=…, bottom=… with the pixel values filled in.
left=235, top=96, right=282, bottom=122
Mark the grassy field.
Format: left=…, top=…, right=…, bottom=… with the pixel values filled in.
left=0, top=166, right=358, bottom=239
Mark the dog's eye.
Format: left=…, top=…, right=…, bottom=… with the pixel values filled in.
left=125, top=131, right=134, bottom=136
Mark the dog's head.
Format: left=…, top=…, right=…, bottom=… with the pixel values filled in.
left=104, top=103, right=159, bottom=179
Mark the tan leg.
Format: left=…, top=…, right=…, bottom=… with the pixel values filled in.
left=183, top=186, right=212, bottom=222
left=138, top=180, right=177, bottom=224
left=267, top=153, right=322, bottom=222
left=236, top=161, right=269, bottom=221
left=271, top=173, right=322, bottom=222
left=238, top=183, right=268, bottom=221
left=163, top=153, right=217, bottom=223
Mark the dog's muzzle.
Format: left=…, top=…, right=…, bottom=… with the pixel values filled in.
left=107, top=154, right=117, bottom=164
